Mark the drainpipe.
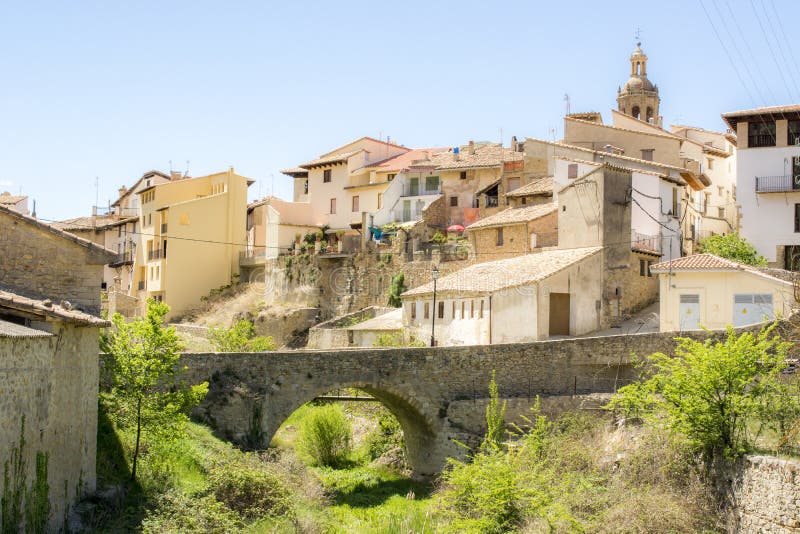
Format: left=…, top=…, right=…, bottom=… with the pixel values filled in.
left=488, top=293, right=493, bottom=344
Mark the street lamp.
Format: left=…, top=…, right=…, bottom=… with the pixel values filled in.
left=430, top=265, right=439, bottom=347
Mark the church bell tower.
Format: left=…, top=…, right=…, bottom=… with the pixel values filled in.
left=617, top=42, right=661, bottom=126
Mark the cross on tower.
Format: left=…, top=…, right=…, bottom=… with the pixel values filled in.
left=635, top=27, right=641, bottom=41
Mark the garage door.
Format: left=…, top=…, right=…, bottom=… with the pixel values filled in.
left=733, top=294, right=774, bottom=327
left=679, top=294, right=701, bottom=331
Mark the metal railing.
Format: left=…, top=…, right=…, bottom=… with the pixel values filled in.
left=147, top=249, right=163, bottom=261
left=109, top=250, right=134, bottom=265
left=755, top=175, right=800, bottom=193
left=748, top=134, right=776, bottom=148
left=631, top=231, right=661, bottom=254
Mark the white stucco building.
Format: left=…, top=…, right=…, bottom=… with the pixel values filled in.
left=400, top=247, right=603, bottom=346
left=722, top=105, right=800, bottom=269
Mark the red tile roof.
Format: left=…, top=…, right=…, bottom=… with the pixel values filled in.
left=650, top=253, right=794, bottom=285
left=364, top=148, right=449, bottom=173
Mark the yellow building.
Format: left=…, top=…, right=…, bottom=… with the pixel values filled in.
left=650, top=254, right=796, bottom=332
left=129, top=168, right=251, bottom=317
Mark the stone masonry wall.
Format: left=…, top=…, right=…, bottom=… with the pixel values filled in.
left=0, top=322, right=99, bottom=531
left=0, top=211, right=109, bottom=315
left=721, top=455, right=800, bottom=533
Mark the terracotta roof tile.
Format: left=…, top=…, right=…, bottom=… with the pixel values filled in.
left=0, top=319, right=53, bottom=338
left=364, top=148, right=449, bottom=173
left=0, top=288, right=110, bottom=326
left=299, top=149, right=364, bottom=169
left=650, top=253, right=794, bottom=285
left=0, top=193, right=26, bottom=205
left=467, top=203, right=557, bottom=230
left=431, top=144, right=523, bottom=171
left=402, top=246, right=602, bottom=298
left=505, top=177, right=554, bottom=198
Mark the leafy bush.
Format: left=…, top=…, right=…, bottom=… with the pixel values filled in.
left=374, top=332, right=426, bottom=347
left=366, top=412, right=405, bottom=461
left=298, top=404, right=352, bottom=467
left=141, top=492, right=243, bottom=534
left=697, top=232, right=767, bottom=266
left=387, top=272, right=406, bottom=307
left=207, top=458, right=294, bottom=520
left=208, top=320, right=276, bottom=352
left=607, top=323, right=798, bottom=458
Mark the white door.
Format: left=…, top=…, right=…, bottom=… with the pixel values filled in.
left=679, top=294, right=701, bottom=331
left=733, top=294, right=774, bottom=327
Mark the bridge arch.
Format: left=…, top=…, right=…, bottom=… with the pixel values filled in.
left=263, top=380, right=444, bottom=478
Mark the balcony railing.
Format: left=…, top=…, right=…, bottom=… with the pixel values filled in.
left=755, top=175, right=800, bottom=193
left=137, top=281, right=146, bottom=290
left=161, top=223, right=168, bottom=233
left=748, top=134, right=776, bottom=148
left=109, top=250, right=134, bottom=266
left=401, top=184, right=441, bottom=197
left=632, top=231, right=661, bottom=254
left=147, top=249, right=163, bottom=261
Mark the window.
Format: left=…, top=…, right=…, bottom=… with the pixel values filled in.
left=352, top=195, right=359, bottom=212
left=707, top=158, right=714, bottom=170
left=425, top=175, right=440, bottom=192
left=480, top=300, right=484, bottom=318
left=460, top=171, right=467, bottom=180
left=450, top=196, right=458, bottom=207
left=424, top=302, right=430, bottom=319
left=496, top=228, right=504, bottom=246
left=748, top=121, right=776, bottom=147
left=567, top=163, right=578, bottom=179
left=438, top=301, right=445, bottom=319
left=330, top=198, right=337, bottom=214
left=304, top=180, right=309, bottom=194
left=377, top=193, right=383, bottom=209
left=521, top=197, right=527, bottom=205
left=410, top=302, right=416, bottom=320
left=470, top=300, right=474, bottom=318
left=147, top=213, right=152, bottom=226
left=671, top=188, right=678, bottom=216
left=647, top=261, right=653, bottom=277
left=639, top=259, right=646, bottom=277
left=789, top=120, right=800, bottom=145
left=387, top=173, right=396, bottom=181
left=718, top=207, right=725, bottom=219
left=795, top=204, right=800, bottom=233
left=452, top=301, right=455, bottom=318
left=461, top=301, right=465, bottom=319
left=704, top=192, right=710, bottom=214
left=323, top=169, right=332, bottom=182
left=641, top=149, right=654, bottom=161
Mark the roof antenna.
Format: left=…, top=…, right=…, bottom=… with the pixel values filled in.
left=169, top=160, right=173, bottom=174
left=564, top=94, right=571, bottom=116
left=184, top=160, right=190, bottom=178
left=31, top=199, right=36, bottom=219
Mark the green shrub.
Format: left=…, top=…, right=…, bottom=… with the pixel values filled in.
left=208, top=320, right=276, bottom=352
left=387, top=272, right=406, bottom=307
left=298, top=404, right=352, bottom=467
left=697, top=232, right=767, bottom=266
left=207, top=458, right=294, bottom=520
left=141, top=492, right=243, bottom=534
left=366, top=413, right=405, bottom=461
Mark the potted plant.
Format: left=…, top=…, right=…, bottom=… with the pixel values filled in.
left=336, top=230, right=345, bottom=253
left=320, top=240, right=328, bottom=254
left=314, top=231, right=323, bottom=254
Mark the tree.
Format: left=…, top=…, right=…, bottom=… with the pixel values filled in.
left=387, top=272, right=406, bottom=308
left=697, top=233, right=767, bottom=266
left=607, top=323, right=798, bottom=458
left=101, top=299, right=208, bottom=481
left=208, top=320, right=276, bottom=352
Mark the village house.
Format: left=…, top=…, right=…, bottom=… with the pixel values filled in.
left=0, top=191, right=29, bottom=215
left=129, top=168, right=251, bottom=318
left=504, top=176, right=553, bottom=207
left=466, top=202, right=558, bottom=262
left=0, top=205, right=113, bottom=531
left=401, top=246, right=603, bottom=345
left=650, top=254, right=797, bottom=331
left=722, top=104, right=800, bottom=270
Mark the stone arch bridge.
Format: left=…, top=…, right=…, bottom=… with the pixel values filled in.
left=181, top=329, right=730, bottom=478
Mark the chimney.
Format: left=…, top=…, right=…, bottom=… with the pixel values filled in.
left=511, top=136, right=519, bottom=151
left=118, top=185, right=128, bottom=198
left=468, top=140, right=475, bottom=155
left=170, top=171, right=183, bottom=181
left=453, top=146, right=460, bottom=161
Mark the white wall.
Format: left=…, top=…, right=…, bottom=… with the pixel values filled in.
left=738, top=146, right=800, bottom=263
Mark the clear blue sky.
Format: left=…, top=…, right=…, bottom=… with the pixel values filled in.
left=3, top=0, right=800, bottom=222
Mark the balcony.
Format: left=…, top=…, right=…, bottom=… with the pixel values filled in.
left=755, top=175, right=800, bottom=193
left=161, top=223, right=168, bottom=233
left=147, top=249, right=163, bottom=261
left=748, top=134, right=776, bottom=148
left=109, top=250, right=134, bottom=267
left=239, top=249, right=268, bottom=266
left=401, top=184, right=441, bottom=197
left=632, top=231, right=661, bottom=254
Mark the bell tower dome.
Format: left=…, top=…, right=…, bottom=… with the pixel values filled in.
left=617, top=42, right=661, bottom=126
